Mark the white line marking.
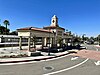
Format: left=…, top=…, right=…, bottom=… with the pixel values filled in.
left=94, top=61, right=100, bottom=66
left=43, top=58, right=89, bottom=75
left=71, top=56, right=79, bottom=61
left=94, top=47, right=99, bottom=66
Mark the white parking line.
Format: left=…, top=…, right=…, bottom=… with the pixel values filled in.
left=43, top=58, right=89, bottom=75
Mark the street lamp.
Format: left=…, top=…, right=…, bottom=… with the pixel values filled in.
left=52, top=31, right=56, bottom=47
left=48, top=28, right=50, bottom=56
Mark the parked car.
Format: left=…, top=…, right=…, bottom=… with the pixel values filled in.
left=38, top=47, right=49, bottom=52
left=49, top=47, right=63, bottom=53
left=75, top=44, right=81, bottom=49
left=62, top=45, right=72, bottom=51
left=75, top=44, right=86, bottom=50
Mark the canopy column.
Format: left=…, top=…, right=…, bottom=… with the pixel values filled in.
left=42, top=37, right=44, bottom=48
left=28, top=36, right=31, bottom=51
left=44, top=37, right=47, bottom=46
left=63, top=38, right=66, bottom=44
left=19, top=36, right=22, bottom=50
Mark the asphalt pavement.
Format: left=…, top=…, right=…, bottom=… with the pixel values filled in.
left=0, top=45, right=100, bottom=75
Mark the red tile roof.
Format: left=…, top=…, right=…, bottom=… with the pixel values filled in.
left=43, top=26, right=65, bottom=30
left=17, top=27, right=52, bottom=33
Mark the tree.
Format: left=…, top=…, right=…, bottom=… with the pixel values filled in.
left=9, top=31, right=18, bottom=35
left=0, top=25, right=10, bottom=34
left=82, top=34, right=86, bottom=43
left=57, top=37, right=63, bottom=47
left=88, top=37, right=94, bottom=44
left=97, top=35, right=100, bottom=45
left=72, top=35, right=81, bottom=46
left=69, top=31, right=71, bottom=35
left=0, top=26, right=5, bottom=34
left=3, top=20, right=10, bottom=35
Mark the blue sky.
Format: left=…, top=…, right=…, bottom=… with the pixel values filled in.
left=0, top=0, right=100, bottom=37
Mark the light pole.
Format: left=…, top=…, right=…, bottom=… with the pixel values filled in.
left=52, top=31, right=56, bottom=47
left=48, top=28, right=50, bottom=56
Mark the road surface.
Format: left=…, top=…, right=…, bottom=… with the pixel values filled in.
left=0, top=45, right=100, bottom=75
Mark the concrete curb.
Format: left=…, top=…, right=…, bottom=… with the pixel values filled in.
left=95, top=45, right=100, bottom=48
left=0, top=52, right=70, bottom=64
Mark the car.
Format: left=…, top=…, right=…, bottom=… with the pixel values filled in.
left=71, top=44, right=86, bottom=50
left=57, top=47, right=63, bottom=52
left=38, top=47, right=49, bottom=52
left=76, top=44, right=87, bottom=50
left=75, top=44, right=81, bottom=49
left=62, top=45, right=72, bottom=51
left=49, top=47, right=63, bottom=53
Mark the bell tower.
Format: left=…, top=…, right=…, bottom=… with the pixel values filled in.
left=51, top=15, right=59, bottom=27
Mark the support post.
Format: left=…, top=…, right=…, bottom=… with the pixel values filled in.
left=50, top=38, right=53, bottom=47
left=42, top=37, right=44, bottom=48
left=28, top=36, right=31, bottom=51
left=44, top=37, right=47, bottom=47
left=63, top=39, right=66, bottom=44
left=19, top=36, right=22, bottom=50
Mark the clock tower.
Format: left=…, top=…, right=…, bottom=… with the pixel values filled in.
left=51, top=15, right=59, bottom=27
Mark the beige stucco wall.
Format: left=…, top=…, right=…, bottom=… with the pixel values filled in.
left=18, top=29, right=72, bottom=39
left=18, top=30, right=54, bottom=37
left=18, top=31, right=31, bottom=36
left=31, top=30, right=54, bottom=37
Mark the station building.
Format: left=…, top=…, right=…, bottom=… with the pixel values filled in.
left=17, top=15, right=72, bottom=51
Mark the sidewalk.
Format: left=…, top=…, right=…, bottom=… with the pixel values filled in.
left=95, top=45, right=100, bottom=48
left=0, top=49, right=69, bottom=63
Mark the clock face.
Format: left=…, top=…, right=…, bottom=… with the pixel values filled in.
left=52, top=20, right=55, bottom=23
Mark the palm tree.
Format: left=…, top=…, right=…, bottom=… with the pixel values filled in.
left=3, top=20, right=10, bottom=35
